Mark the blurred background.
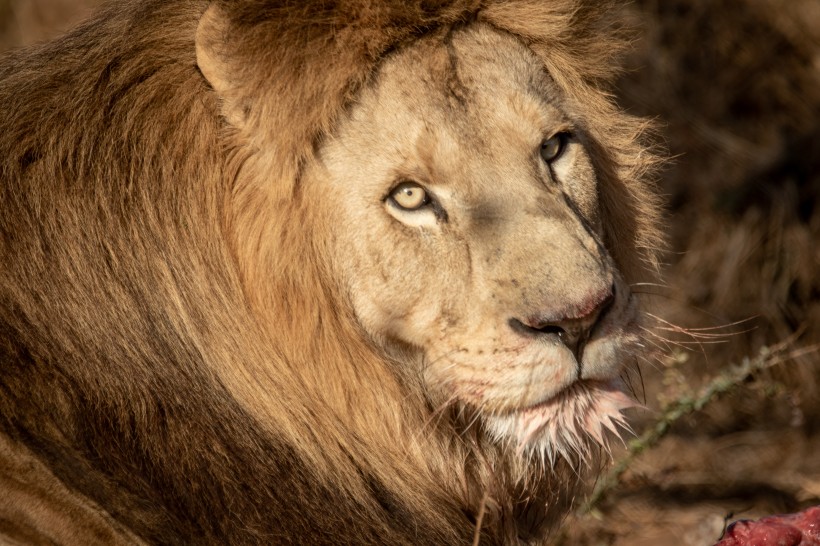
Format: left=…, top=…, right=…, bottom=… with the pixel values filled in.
left=1, top=1, right=818, bottom=544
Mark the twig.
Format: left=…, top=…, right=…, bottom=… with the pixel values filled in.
left=580, top=340, right=819, bottom=514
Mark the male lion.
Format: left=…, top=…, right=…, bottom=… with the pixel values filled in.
left=0, top=1, right=662, bottom=544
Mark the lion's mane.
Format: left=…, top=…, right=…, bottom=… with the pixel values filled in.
left=0, top=1, right=662, bottom=544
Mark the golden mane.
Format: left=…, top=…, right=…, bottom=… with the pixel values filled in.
left=0, top=1, right=662, bottom=544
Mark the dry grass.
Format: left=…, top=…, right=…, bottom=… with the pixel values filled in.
left=2, top=1, right=818, bottom=544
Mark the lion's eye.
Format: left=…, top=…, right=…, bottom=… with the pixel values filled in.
left=540, top=132, right=571, bottom=163
left=388, top=181, right=429, bottom=211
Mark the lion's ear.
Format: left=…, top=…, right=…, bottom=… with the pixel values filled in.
left=196, top=4, right=248, bottom=128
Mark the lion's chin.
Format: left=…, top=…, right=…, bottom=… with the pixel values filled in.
left=485, top=380, right=640, bottom=466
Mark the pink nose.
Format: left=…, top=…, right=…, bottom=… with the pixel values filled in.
left=508, top=286, right=615, bottom=359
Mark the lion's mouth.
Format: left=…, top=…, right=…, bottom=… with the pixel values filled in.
left=511, top=379, right=639, bottom=461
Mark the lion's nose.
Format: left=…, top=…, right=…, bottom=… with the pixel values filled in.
left=508, top=286, right=615, bottom=359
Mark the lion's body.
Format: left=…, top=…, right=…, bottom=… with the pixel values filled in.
left=0, top=1, right=662, bottom=544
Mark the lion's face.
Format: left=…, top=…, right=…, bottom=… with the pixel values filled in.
left=313, top=25, right=640, bottom=461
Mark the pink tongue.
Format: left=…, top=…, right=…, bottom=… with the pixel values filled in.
left=515, top=384, right=640, bottom=457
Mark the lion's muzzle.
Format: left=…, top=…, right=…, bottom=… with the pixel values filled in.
left=507, top=284, right=616, bottom=361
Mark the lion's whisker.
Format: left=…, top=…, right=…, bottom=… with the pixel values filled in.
left=645, top=312, right=757, bottom=338
left=635, top=352, right=666, bottom=373
left=639, top=325, right=728, bottom=351
left=629, top=281, right=670, bottom=289
left=638, top=329, right=675, bottom=354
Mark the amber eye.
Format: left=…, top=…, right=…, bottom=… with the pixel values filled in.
left=540, top=132, right=570, bottom=163
left=388, top=181, right=429, bottom=211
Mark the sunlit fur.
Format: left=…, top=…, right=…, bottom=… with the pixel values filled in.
left=0, top=1, right=663, bottom=544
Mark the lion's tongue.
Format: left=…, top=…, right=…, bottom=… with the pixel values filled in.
left=515, top=382, right=640, bottom=457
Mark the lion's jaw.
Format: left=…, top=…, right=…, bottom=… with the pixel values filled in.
left=312, top=24, right=642, bottom=463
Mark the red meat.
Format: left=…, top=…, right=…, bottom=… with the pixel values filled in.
left=715, top=506, right=820, bottom=546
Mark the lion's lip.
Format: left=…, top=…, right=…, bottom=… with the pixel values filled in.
left=515, top=379, right=626, bottom=416
left=518, top=379, right=606, bottom=411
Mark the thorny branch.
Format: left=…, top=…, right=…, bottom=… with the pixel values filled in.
left=581, top=339, right=820, bottom=514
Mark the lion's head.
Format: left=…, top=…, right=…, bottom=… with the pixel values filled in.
left=0, top=1, right=663, bottom=543
left=314, top=24, right=643, bottom=462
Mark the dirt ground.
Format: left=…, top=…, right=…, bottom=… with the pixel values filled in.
left=1, top=1, right=818, bottom=544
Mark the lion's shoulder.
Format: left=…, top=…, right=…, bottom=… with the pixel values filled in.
left=0, top=435, right=146, bottom=546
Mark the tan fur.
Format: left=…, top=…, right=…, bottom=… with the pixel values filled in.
left=0, top=1, right=662, bottom=544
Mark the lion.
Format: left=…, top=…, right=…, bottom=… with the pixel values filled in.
left=0, top=0, right=662, bottom=544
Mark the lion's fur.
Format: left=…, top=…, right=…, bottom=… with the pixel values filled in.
left=0, top=1, right=662, bottom=544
